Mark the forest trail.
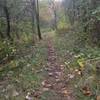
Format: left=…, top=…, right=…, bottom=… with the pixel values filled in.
left=31, top=35, right=76, bottom=100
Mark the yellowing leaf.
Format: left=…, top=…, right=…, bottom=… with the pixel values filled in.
left=77, top=59, right=85, bottom=69
left=63, top=90, right=68, bottom=96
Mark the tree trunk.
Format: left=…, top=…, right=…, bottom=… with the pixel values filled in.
left=36, top=0, right=42, bottom=40
left=31, top=0, right=36, bottom=44
left=4, top=6, right=12, bottom=40
left=54, top=9, right=57, bottom=30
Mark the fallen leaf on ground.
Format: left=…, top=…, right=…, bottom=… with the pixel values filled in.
left=60, top=65, right=64, bottom=67
left=26, top=92, right=32, bottom=100
left=41, top=80, right=52, bottom=88
left=48, top=72, right=53, bottom=76
left=42, top=87, right=49, bottom=92
left=41, top=80, right=46, bottom=86
left=61, top=88, right=69, bottom=96
left=55, top=71, right=61, bottom=76
left=55, top=78, right=60, bottom=82
left=68, top=74, right=75, bottom=79
left=97, top=96, right=100, bottom=100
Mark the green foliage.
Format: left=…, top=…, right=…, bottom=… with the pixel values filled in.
left=0, top=39, right=47, bottom=99
left=65, top=0, right=100, bottom=46
left=0, top=18, right=7, bottom=34
left=92, top=7, right=100, bottom=21
left=0, top=40, right=16, bottom=61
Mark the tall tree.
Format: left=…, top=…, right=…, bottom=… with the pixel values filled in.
left=49, top=0, right=58, bottom=30
left=0, top=0, right=12, bottom=39
left=35, top=0, right=42, bottom=40
left=4, top=6, right=11, bottom=39
left=30, top=0, right=36, bottom=43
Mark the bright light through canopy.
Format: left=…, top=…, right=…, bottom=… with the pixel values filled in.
left=55, top=0, right=63, bottom=1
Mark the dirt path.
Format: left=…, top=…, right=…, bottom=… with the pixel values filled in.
left=26, top=37, right=75, bottom=100
left=42, top=38, right=75, bottom=100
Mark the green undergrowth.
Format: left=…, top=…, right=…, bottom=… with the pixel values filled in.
left=53, top=30, right=100, bottom=100
left=0, top=40, right=47, bottom=100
